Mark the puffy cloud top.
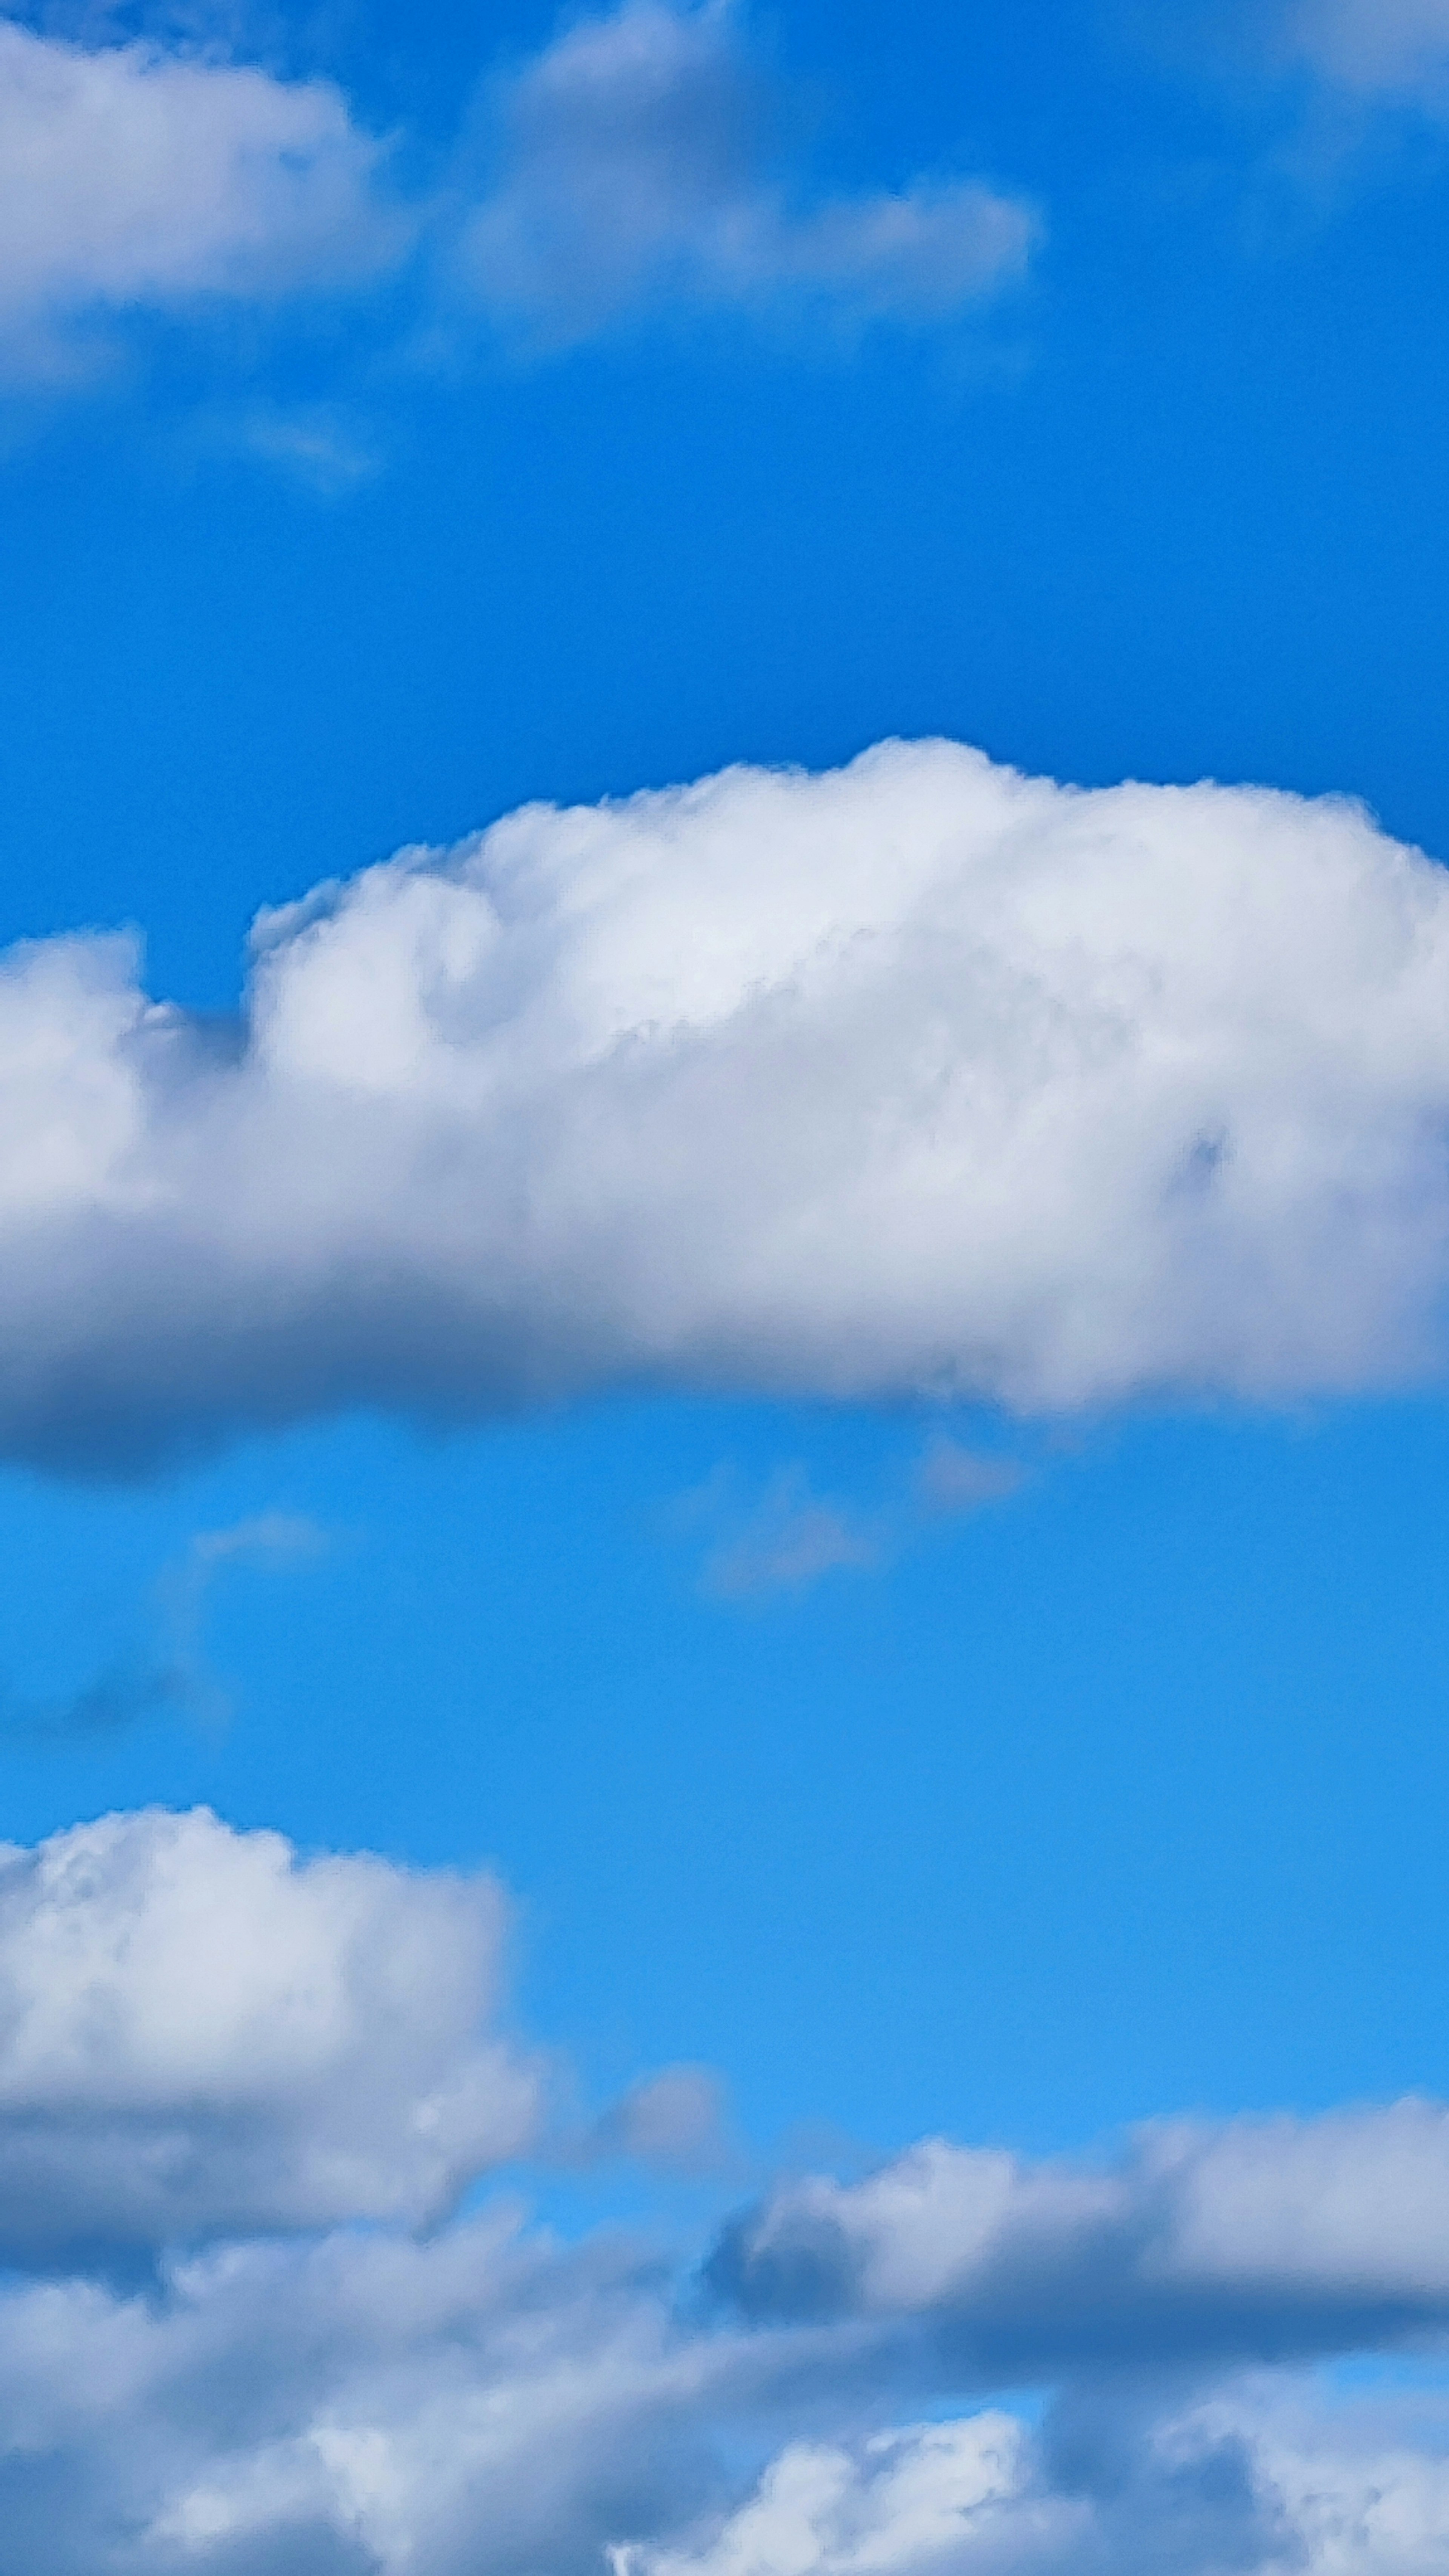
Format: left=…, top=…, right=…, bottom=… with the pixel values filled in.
left=0, top=1806, right=539, bottom=2256
left=8, top=740, right=1449, bottom=1469
left=0, top=1814, right=1444, bottom=2569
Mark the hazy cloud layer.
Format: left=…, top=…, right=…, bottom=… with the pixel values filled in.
left=0, top=1806, right=540, bottom=2256
left=9, top=741, right=1449, bottom=1469
left=456, top=0, right=1036, bottom=345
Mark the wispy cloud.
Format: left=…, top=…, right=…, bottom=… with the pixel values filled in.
left=0, top=1655, right=191, bottom=1742
left=914, top=1438, right=1028, bottom=1516
left=578, top=2064, right=738, bottom=2177
left=1285, top=0, right=1449, bottom=97
left=0, top=0, right=1038, bottom=413
left=0, top=1510, right=328, bottom=1742
left=158, top=1509, right=329, bottom=1719
left=454, top=0, right=1037, bottom=351
left=681, top=1438, right=1028, bottom=1604
left=203, top=401, right=385, bottom=496
left=700, top=1467, right=883, bottom=1601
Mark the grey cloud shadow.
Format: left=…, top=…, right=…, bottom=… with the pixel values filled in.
left=0, top=1656, right=198, bottom=1744
left=0, top=1511, right=328, bottom=1746
left=703, top=2203, right=1449, bottom=2382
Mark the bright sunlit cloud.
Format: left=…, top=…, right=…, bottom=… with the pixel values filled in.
left=8, top=740, right=1449, bottom=1471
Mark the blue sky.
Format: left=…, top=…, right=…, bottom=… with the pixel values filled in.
left=9, top=1, right=1449, bottom=2570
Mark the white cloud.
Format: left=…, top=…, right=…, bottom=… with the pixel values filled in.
left=0, top=0, right=1032, bottom=398
left=712, top=2104, right=1449, bottom=2361
left=9, top=741, right=1449, bottom=1468
left=455, top=0, right=1037, bottom=344
left=0, top=1806, right=540, bottom=2255
left=586, top=2062, right=737, bottom=2172
left=0, top=2204, right=1441, bottom=2576
left=914, top=1438, right=1026, bottom=1514
left=8, top=2153, right=1449, bottom=2576
left=0, top=17, right=405, bottom=378
left=611, top=2415, right=1061, bottom=2576
left=701, top=1469, right=882, bottom=1601
left=0, top=2208, right=769, bottom=2576
left=3, top=1809, right=1449, bottom=2569
left=613, top=2389, right=1449, bottom=2576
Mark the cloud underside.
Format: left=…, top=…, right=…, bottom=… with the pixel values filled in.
left=7, top=738, right=1449, bottom=1468
left=0, top=0, right=1033, bottom=381
left=0, top=1805, right=1447, bottom=2571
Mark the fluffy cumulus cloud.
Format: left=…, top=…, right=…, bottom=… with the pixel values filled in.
left=0, top=16, right=404, bottom=377
left=712, top=2106, right=1449, bottom=2363
left=614, top=2389, right=1449, bottom=2576
left=4, top=1807, right=1449, bottom=2570
left=456, top=0, right=1036, bottom=343
left=0, top=1805, right=540, bottom=2258
left=9, top=740, right=1449, bottom=1469
left=0, top=2208, right=769, bottom=2576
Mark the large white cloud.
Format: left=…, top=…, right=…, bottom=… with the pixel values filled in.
left=0, top=17, right=404, bottom=377
left=456, top=0, right=1036, bottom=344
left=0, top=1806, right=540, bottom=2256
left=7, top=739, right=1449, bottom=1469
